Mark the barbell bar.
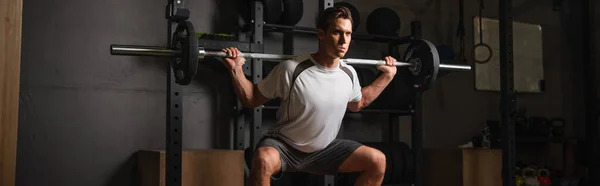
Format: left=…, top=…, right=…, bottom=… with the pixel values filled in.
left=109, top=21, right=471, bottom=87
left=110, top=45, right=471, bottom=72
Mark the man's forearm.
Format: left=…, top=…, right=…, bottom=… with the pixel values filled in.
left=230, top=67, right=256, bottom=106
left=360, top=73, right=395, bottom=107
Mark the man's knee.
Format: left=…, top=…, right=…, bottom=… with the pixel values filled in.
left=252, top=146, right=282, bottom=176
left=366, top=148, right=386, bottom=174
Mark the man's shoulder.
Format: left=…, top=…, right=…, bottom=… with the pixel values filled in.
left=338, top=61, right=359, bottom=75
left=277, top=54, right=314, bottom=72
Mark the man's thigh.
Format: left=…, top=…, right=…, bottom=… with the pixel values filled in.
left=299, top=139, right=363, bottom=175
left=337, top=145, right=383, bottom=173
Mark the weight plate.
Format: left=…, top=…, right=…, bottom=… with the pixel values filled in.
left=172, top=34, right=187, bottom=82
left=264, top=0, right=283, bottom=24
left=240, top=0, right=284, bottom=28
left=334, top=1, right=360, bottom=31
left=390, top=142, right=404, bottom=184
left=238, top=0, right=252, bottom=32
left=366, top=7, right=401, bottom=36
left=403, top=39, right=440, bottom=90
left=400, top=142, right=415, bottom=183
left=383, top=143, right=395, bottom=184
left=279, top=0, right=303, bottom=26
left=171, top=21, right=199, bottom=85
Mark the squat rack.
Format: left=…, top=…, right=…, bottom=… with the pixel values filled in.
left=224, top=0, right=518, bottom=185
left=244, top=1, right=520, bottom=186
left=160, top=0, right=518, bottom=186
left=159, top=0, right=427, bottom=185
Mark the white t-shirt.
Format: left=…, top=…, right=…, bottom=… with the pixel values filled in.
left=257, top=54, right=362, bottom=153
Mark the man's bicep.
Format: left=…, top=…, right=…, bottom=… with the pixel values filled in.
left=347, top=101, right=361, bottom=112
left=253, top=85, right=272, bottom=106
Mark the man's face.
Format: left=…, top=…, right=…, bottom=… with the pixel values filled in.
left=318, top=18, right=352, bottom=59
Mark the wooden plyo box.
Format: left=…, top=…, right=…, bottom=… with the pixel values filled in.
left=462, top=149, right=502, bottom=186
left=137, top=149, right=245, bottom=186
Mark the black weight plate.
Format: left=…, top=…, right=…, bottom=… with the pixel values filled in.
left=399, top=142, right=415, bottom=183
left=383, top=143, right=395, bottom=185
left=389, top=142, right=404, bottom=184
left=264, top=0, right=283, bottom=24
left=171, top=21, right=199, bottom=85
left=186, top=21, right=199, bottom=83
left=238, top=0, right=253, bottom=32
left=171, top=33, right=186, bottom=82
left=403, top=39, right=440, bottom=90
left=366, top=7, right=401, bottom=36
left=279, top=0, right=303, bottom=26
left=334, top=1, right=360, bottom=31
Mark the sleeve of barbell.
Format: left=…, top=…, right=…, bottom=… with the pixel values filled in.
left=110, top=45, right=178, bottom=57
left=341, top=58, right=412, bottom=67
left=439, top=64, right=472, bottom=71
left=110, top=45, right=297, bottom=60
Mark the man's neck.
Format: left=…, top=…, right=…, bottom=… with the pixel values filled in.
left=311, top=51, right=339, bottom=68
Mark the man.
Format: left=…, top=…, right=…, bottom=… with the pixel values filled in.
left=221, top=6, right=397, bottom=186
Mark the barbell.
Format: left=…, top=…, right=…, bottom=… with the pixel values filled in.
left=111, top=44, right=470, bottom=69
left=108, top=20, right=472, bottom=88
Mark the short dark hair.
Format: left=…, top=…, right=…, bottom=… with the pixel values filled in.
left=316, top=6, right=353, bottom=31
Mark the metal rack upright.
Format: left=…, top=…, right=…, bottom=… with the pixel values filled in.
left=498, top=0, right=516, bottom=186
left=164, top=0, right=190, bottom=186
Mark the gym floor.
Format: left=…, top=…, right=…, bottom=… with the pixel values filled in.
left=1, top=0, right=598, bottom=186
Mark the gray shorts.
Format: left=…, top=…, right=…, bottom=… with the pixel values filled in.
left=255, top=135, right=363, bottom=178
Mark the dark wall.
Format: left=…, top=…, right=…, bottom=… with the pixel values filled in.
left=414, top=0, right=587, bottom=171
left=421, top=0, right=569, bottom=149
left=17, top=0, right=239, bottom=185
left=16, top=0, right=585, bottom=185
